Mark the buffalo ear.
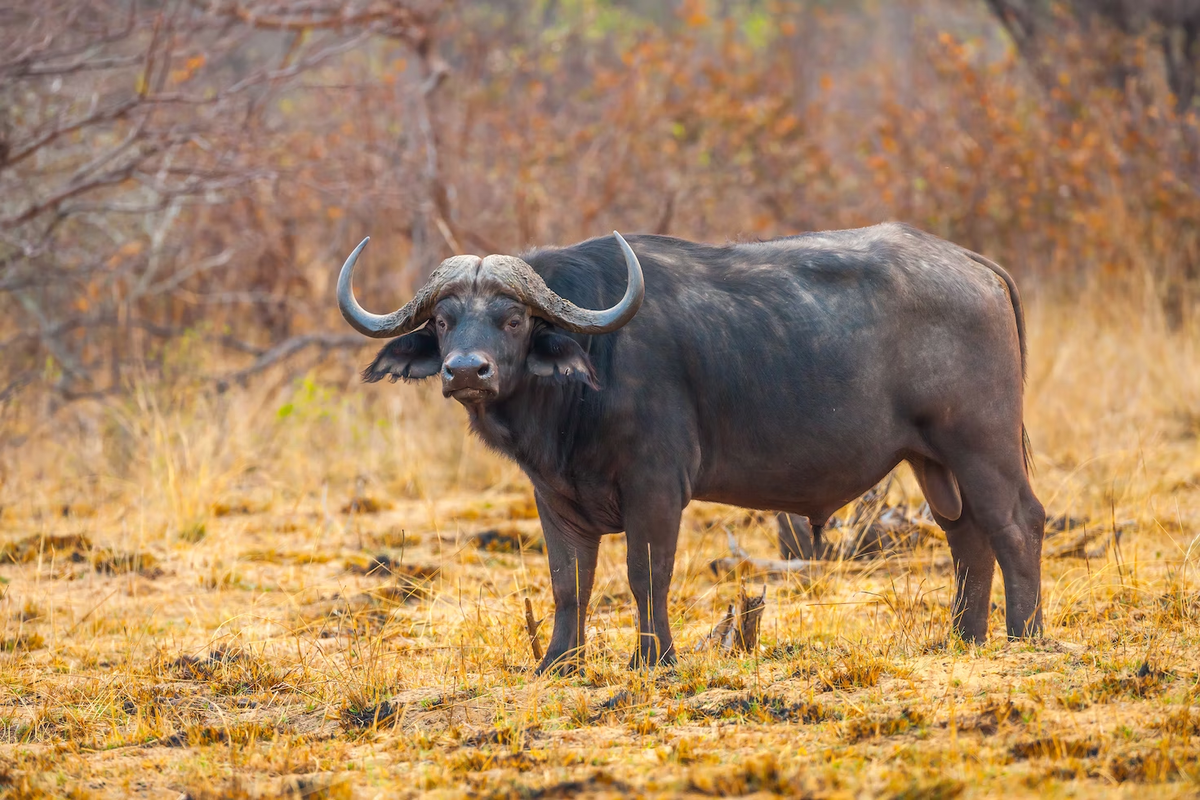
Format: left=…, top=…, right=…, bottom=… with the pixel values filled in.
left=527, top=330, right=599, bottom=389
left=362, top=328, right=441, bottom=383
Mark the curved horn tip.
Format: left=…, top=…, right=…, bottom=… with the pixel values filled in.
left=342, top=236, right=371, bottom=269
left=612, top=230, right=638, bottom=261
left=340, top=237, right=370, bottom=279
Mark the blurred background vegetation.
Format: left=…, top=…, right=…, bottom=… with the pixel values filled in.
left=1, top=0, right=1198, bottom=410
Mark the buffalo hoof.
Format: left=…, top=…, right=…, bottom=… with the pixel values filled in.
left=627, top=648, right=677, bottom=671
left=535, top=652, right=582, bottom=677
left=1006, top=621, right=1044, bottom=640
left=1003, top=632, right=1054, bottom=648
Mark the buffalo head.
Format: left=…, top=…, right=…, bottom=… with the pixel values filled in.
left=337, top=232, right=644, bottom=405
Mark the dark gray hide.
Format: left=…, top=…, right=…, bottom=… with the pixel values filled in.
left=343, top=222, right=1045, bottom=672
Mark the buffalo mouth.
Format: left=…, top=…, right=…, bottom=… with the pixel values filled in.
left=445, top=386, right=496, bottom=404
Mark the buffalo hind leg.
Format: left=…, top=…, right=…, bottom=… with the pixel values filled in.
left=623, top=490, right=683, bottom=669
left=912, top=456, right=992, bottom=641
left=932, top=507, right=997, bottom=643
left=536, top=497, right=600, bottom=675
left=927, top=452, right=1045, bottom=641
left=990, top=479, right=1045, bottom=638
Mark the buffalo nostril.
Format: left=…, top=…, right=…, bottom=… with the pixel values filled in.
left=442, top=353, right=493, bottom=385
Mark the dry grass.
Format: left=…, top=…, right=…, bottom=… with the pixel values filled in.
left=0, top=289, right=1198, bottom=799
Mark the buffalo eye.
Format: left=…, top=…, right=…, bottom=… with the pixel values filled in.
left=506, top=317, right=522, bottom=330
left=436, top=317, right=448, bottom=332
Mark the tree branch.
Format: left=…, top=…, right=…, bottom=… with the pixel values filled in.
left=215, top=333, right=365, bottom=390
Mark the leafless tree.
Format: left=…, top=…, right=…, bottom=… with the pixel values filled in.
left=986, top=0, right=1200, bottom=112
left=0, top=0, right=446, bottom=400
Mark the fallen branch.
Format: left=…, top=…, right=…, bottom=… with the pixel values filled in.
left=215, top=333, right=364, bottom=391
left=1046, top=522, right=1129, bottom=560
left=524, top=597, right=543, bottom=663
left=0, top=372, right=36, bottom=405
left=846, top=507, right=941, bottom=558
left=710, top=528, right=822, bottom=578
left=713, top=527, right=952, bottom=578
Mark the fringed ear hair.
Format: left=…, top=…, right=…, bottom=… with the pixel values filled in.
left=362, top=327, right=442, bottom=383
left=526, top=330, right=600, bottom=389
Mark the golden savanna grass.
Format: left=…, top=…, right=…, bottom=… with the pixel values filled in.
left=0, top=286, right=1198, bottom=799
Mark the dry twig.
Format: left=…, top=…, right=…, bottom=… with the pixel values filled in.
left=696, top=586, right=767, bottom=654
left=524, top=597, right=543, bottom=663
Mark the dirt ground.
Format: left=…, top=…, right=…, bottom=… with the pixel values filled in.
left=1, top=296, right=1198, bottom=799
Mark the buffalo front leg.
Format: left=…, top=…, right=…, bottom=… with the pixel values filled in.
left=536, top=500, right=600, bottom=675
left=931, top=459, right=1045, bottom=642
left=623, top=491, right=683, bottom=669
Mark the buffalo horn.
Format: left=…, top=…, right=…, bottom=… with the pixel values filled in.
left=483, top=231, right=645, bottom=335
left=337, top=231, right=644, bottom=339
left=336, top=237, right=481, bottom=338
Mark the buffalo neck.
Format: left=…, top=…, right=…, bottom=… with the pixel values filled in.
left=470, top=380, right=582, bottom=480
left=467, top=374, right=605, bottom=503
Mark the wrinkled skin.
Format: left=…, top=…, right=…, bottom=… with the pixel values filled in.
left=358, top=223, right=1045, bottom=673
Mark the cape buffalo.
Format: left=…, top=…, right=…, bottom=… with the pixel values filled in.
left=337, top=223, right=1044, bottom=673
